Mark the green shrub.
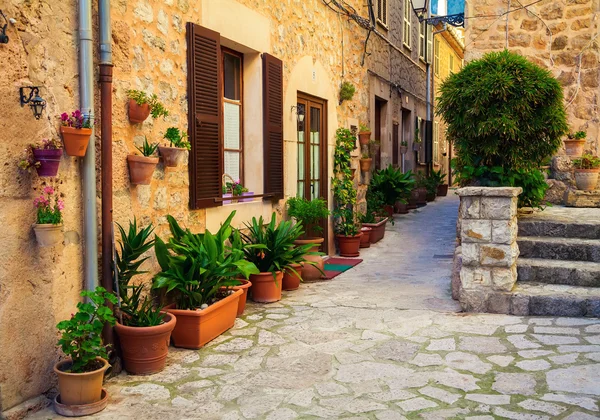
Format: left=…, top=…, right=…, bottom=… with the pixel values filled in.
left=332, top=128, right=359, bottom=236
left=286, top=197, right=330, bottom=236
left=370, top=165, right=415, bottom=205
left=339, top=81, right=356, bottom=102
left=572, top=154, right=600, bottom=169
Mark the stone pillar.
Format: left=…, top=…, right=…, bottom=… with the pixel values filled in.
left=457, top=187, right=522, bottom=313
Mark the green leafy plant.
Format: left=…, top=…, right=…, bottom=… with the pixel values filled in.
left=164, top=127, right=190, bottom=150
left=572, top=154, right=600, bottom=170
left=401, top=140, right=408, bottom=147
left=153, top=211, right=259, bottom=310
left=361, top=152, right=370, bottom=159
left=136, top=136, right=158, bottom=157
left=34, top=186, right=64, bottom=225
left=370, top=165, right=415, bottom=206
left=359, top=123, right=370, bottom=133
left=332, top=128, right=359, bottom=236
left=339, top=81, right=356, bottom=102
left=286, top=197, right=330, bottom=237
left=429, top=169, right=446, bottom=187
left=127, top=89, right=169, bottom=119
left=56, top=287, right=118, bottom=373
left=222, top=179, right=248, bottom=196
left=571, top=130, right=587, bottom=140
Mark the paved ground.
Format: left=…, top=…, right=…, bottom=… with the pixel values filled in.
left=31, top=195, right=600, bottom=419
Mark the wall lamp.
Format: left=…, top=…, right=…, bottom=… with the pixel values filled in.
left=0, top=10, right=9, bottom=44
left=20, top=86, right=46, bottom=120
left=290, top=104, right=305, bottom=123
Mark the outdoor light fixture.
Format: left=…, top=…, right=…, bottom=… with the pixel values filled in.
left=0, top=10, right=9, bottom=44
left=20, top=86, right=47, bottom=119
left=410, top=0, right=464, bottom=26
left=291, top=104, right=305, bottom=123
left=410, top=0, right=428, bottom=18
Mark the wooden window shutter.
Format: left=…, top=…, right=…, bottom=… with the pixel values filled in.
left=186, top=23, right=223, bottom=209
left=262, top=53, right=284, bottom=199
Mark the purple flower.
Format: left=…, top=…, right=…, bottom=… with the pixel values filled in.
left=43, top=186, right=54, bottom=195
left=57, top=199, right=65, bottom=211
left=61, top=113, right=69, bottom=121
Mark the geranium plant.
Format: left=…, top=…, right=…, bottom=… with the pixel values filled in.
left=61, top=109, right=93, bottom=129
left=35, top=186, right=64, bottom=225
left=18, top=138, right=62, bottom=171
left=222, top=179, right=248, bottom=196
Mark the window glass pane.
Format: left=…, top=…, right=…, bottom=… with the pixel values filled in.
left=224, top=151, right=240, bottom=182
left=297, top=181, right=305, bottom=198
left=223, top=53, right=241, bottom=100
left=224, top=102, right=240, bottom=149
left=312, top=144, right=320, bottom=180
left=312, top=181, right=319, bottom=200
left=298, top=141, right=305, bottom=179
left=310, top=108, right=320, bottom=142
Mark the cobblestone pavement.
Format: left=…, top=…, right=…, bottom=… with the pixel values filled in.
left=31, top=195, right=600, bottom=419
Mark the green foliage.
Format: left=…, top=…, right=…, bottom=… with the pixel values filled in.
left=56, top=287, right=117, bottom=373
left=286, top=197, right=330, bottom=236
left=359, top=123, right=369, bottom=133
left=164, top=127, right=190, bottom=149
left=153, top=212, right=259, bottom=310
left=332, top=128, right=359, bottom=236
left=572, top=130, right=586, bottom=140
left=127, top=90, right=169, bottom=119
left=115, top=219, right=165, bottom=327
left=136, top=136, right=158, bottom=157
left=370, top=165, right=415, bottom=206
left=339, top=81, right=356, bottom=102
left=429, top=169, right=446, bottom=187
left=573, top=154, right=600, bottom=169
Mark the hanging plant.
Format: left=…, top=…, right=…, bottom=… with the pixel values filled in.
left=339, top=81, right=356, bottom=104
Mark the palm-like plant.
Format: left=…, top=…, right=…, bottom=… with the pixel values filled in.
left=370, top=166, right=415, bottom=205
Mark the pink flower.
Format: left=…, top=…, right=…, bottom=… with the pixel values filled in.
left=57, top=199, right=65, bottom=211
left=43, top=186, right=54, bottom=195
left=61, top=113, right=69, bottom=121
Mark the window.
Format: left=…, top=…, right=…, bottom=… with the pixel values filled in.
left=449, top=54, right=454, bottom=75
left=433, top=121, right=439, bottom=164
left=222, top=49, right=243, bottom=183
left=427, top=25, right=433, bottom=63
left=403, top=0, right=411, bottom=48
left=434, top=38, right=440, bottom=76
left=419, top=21, right=426, bottom=61
left=376, top=0, right=387, bottom=27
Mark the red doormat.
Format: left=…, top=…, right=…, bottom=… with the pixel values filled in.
left=322, top=258, right=363, bottom=280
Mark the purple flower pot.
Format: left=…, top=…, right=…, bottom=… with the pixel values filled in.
left=33, top=149, right=63, bottom=177
left=241, top=192, right=254, bottom=202
left=223, top=193, right=233, bottom=205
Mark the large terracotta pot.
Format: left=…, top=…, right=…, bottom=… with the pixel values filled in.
left=33, top=223, right=63, bottom=247
left=359, top=131, right=371, bottom=145
left=250, top=271, right=283, bottom=303
left=564, top=139, right=586, bottom=157
left=426, top=191, right=436, bottom=202
left=33, top=148, right=62, bottom=177
left=408, top=190, right=419, bottom=210
left=127, top=155, right=159, bottom=185
left=54, top=357, right=109, bottom=406
left=360, top=158, right=372, bottom=172
left=158, top=146, right=187, bottom=167
left=360, top=227, right=372, bottom=248
left=128, top=98, right=150, bottom=124
left=114, top=312, right=176, bottom=375
left=574, top=168, right=600, bottom=191
left=166, top=289, right=242, bottom=349
left=363, top=217, right=388, bottom=243
left=437, top=184, right=449, bottom=196
left=336, top=234, right=362, bottom=257
left=232, top=279, right=251, bottom=316
left=61, top=126, right=92, bottom=157
left=282, top=264, right=303, bottom=291
left=395, top=201, right=409, bottom=214
left=294, top=237, right=325, bottom=281
left=416, top=187, right=427, bottom=205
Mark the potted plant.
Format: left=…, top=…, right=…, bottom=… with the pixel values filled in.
left=572, top=154, right=600, bottom=190
left=400, top=140, right=408, bottom=155
left=565, top=131, right=586, bottom=158
left=127, top=89, right=169, bottom=124
left=54, top=287, right=117, bottom=413
left=360, top=152, right=372, bottom=172
left=358, top=123, right=371, bottom=146
left=222, top=178, right=252, bottom=204
left=413, top=126, right=422, bottom=151
left=159, top=127, right=190, bottom=167
left=370, top=165, right=414, bottom=217
left=360, top=188, right=389, bottom=244
left=359, top=226, right=372, bottom=248
left=414, top=171, right=428, bottom=205
left=113, top=220, right=176, bottom=375
left=18, top=138, right=63, bottom=177
left=128, top=137, right=159, bottom=185
left=153, top=211, right=258, bottom=349
left=286, top=196, right=330, bottom=280
left=339, top=81, right=356, bottom=104
left=60, top=110, right=93, bottom=157
left=32, top=185, right=64, bottom=247
left=430, top=169, right=448, bottom=196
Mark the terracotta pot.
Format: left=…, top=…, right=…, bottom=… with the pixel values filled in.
left=574, top=168, right=600, bottom=190
left=564, top=139, right=586, bottom=157
left=360, top=158, right=372, bottom=172
left=359, top=131, right=371, bottom=145
left=360, top=227, right=372, bottom=248
left=399, top=145, right=408, bottom=155
left=416, top=187, right=427, bottom=205
left=413, top=142, right=422, bottom=152
left=426, top=191, right=436, bottom=202
left=54, top=357, right=109, bottom=406
left=33, top=148, right=62, bottom=177
left=437, top=184, right=449, bottom=196
left=250, top=271, right=283, bottom=303
left=128, top=98, right=151, bottom=124
left=408, top=190, right=418, bottom=210
left=363, top=217, right=388, bottom=243
left=294, top=238, right=325, bottom=280
left=282, top=264, right=303, bottom=291
left=158, top=146, right=187, bottom=167
left=33, top=223, right=63, bottom=247
left=336, top=233, right=362, bottom=257
left=127, top=155, right=159, bottom=185
left=61, top=126, right=92, bottom=157
left=53, top=388, right=108, bottom=417
left=395, top=202, right=409, bottom=214
left=383, top=205, right=394, bottom=218
left=166, top=289, right=242, bottom=349
left=114, top=312, right=176, bottom=375
left=232, top=279, right=251, bottom=316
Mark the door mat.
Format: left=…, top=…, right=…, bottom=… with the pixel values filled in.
left=322, top=258, right=363, bottom=280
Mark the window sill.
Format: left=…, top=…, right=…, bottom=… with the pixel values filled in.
left=403, top=43, right=412, bottom=51
left=377, top=20, right=389, bottom=31
left=206, top=199, right=275, bottom=232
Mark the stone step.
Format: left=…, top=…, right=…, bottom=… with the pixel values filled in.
left=517, top=258, right=600, bottom=287
left=518, top=220, right=600, bottom=239
left=510, top=282, right=600, bottom=317
left=517, top=236, right=600, bottom=263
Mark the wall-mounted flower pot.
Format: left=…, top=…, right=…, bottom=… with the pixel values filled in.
left=166, top=289, right=242, bottom=349
left=54, top=357, right=109, bottom=407
left=395, top=201, right=409, bottom=214
left=360, top=158, right=372, bottom=172
left=336, top=233, right=362, bottom=257
left=222, top=193, right=238, bottom=205
left=282, top=263, right=303, bottom=291
left=232, top=279, right=251, bottom=316
left=360, top=227, right=372, bottom=248
left=128, top=99, right=150, bottom=124
left=359, top=131, right=371, bottom=145
left=362, top=217, right=388, bottom=243
left=437, top=184, right=449, bottom=196
left=33, top=148, right=62, bottom=177
left=33, top=223, right=63, bottom=247
left=240, top=191, right=255, bottom=202
left=61, top=126, right=92, bottom=157
left=413, top=142, right=422, bottom=152
left=158, top=146, right=187, bottom=167
left=399, top=145, right=408, bottom=155
left=416, top=187, right=427, bottom=205
left=114, top=312, right=176, bottom=375
left=127, top=155, right=159, bottom=185
left=574, top=168, right=600, bottom=190
left=564, top=139, right=586, bottom=158
left=250, top=271, right=283, bottom=303
left=294, top=237, right=325, bottom=280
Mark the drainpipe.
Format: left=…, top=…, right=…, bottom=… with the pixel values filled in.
left=79, top=0, right=98, bottom=293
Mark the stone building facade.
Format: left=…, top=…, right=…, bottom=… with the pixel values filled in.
left=0, top=0, right=372, bottom=413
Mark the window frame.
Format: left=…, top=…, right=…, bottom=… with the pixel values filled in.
left=418, top=20, right=426, bottom=61
left=433, top=120, right=439, bottom=165
left=221, top=47, right=244, bottom=186
left=403, top=0, right=412, bottom=49
left=376, top=0, right=388, bottom=28
left=434, top=38, right=440, bottom=76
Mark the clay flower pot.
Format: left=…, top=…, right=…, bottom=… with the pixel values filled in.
left=166, top=289, right=242, bottom=349
left=294, top=237, right=325, bottom=281
left=399, top=145, right=408, bottom=155
left=363, top=217, right=388, bottom=243
left=360, top=158, right=372, bottom=172
left=60, top=126, right=92, bottom=157
left=336, top=233, right=362, bottom=257
left=408, top=190, right=419, bottom=210
left=250, top=271, right=283, bottom=303
left=395, top=201, right=409, bottom=214
left=426, top=191, right=436, bottom=202
left=416, top=187, right=427, bottom=205
left=53, top=388, right=108, bottom=417
left=564, top=139, right=586, bottom=158
left=33, top=223, right=63, bottom=247
left=232, top=279, right=251, bottom=316
left=127, top=155, right=159, bottom=185
left=359, top=131, right=371, bottom=145
left=33, top=148, right=62, bottom=177
left=158, top=146, right=188, bottom=167
left=360, top=227, right=372, bottom=248
left=437, top=184, right=449, bottom=196
left=413, top=142, right=422, bottom=152
left=114, top=312, right=176, bottom=375
left=54, top=357, right=109, bottom=406
left=282, top=264, right=303, bottom=291
left=128, top=99, right=150, bottom=124
left=574, top=168, right=600, bottom=191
